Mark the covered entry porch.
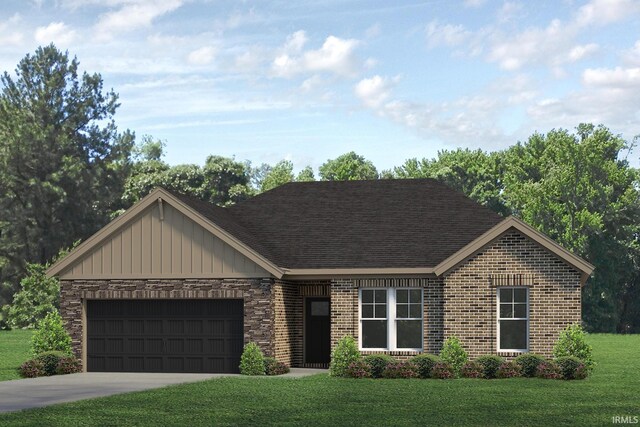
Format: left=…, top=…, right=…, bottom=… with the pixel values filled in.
left=273, top=282, right=331, bottom=368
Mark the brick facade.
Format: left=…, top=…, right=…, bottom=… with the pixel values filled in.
left=443, top=229, right=581, bottom=358
left=328, top=230, right=582, bottom=359
left=59, top=278, right=274, bottom=366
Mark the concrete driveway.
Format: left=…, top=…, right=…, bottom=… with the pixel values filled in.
left=0, top=368, right=325, bottom=413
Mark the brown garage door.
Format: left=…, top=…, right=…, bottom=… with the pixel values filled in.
left=87, top=299, right=244, bottom=373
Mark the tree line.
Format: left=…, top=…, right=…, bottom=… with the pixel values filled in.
left=1, top=45, right=638, bottom=333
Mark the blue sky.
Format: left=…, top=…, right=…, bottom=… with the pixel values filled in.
left=0, top=0, right=639, bottom=172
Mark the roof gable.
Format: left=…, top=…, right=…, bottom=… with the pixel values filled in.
left=47, top=188, right=283, bottom=279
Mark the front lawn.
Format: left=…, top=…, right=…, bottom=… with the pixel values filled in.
left=0, top=334, right=637, bottom=426
left=0, top=329, right=32, bottom=381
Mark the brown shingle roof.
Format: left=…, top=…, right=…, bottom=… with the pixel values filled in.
left=209, top=178, right=504, bottom=269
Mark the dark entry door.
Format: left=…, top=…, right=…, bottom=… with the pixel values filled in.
left=87, top=299, right=243, bottom=373
left=305, top=297, right=331, bottom=365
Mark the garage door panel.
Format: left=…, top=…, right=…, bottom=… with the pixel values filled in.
left=87, top=299, right=243, bottom=373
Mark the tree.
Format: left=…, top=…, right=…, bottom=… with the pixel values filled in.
left=0, top=44, right=133, bottom=306
left=502, top=124, right=640, bottom=332
left=319, top=152, right=378, bottom=181
left=393, top=149, right=509, bottom=215
left=2, top=263, right=59, bottom=329
left=133, top=135, right=166, bottom=162
left=260, top=160, right=294, bottom=192
left=296, top=166, right=315, bottom=182
left=202, top=155, right=253, bottom=206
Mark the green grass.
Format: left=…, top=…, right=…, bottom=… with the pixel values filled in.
left=0, top=329, right=32, bottom=381
left=1, top=334, right=638, bottom=426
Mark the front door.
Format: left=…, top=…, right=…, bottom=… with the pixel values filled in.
left=305, top=297, right=331, bottom=366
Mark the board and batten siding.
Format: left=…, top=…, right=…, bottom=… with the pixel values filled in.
left=59, top=203, right=270, bottom=279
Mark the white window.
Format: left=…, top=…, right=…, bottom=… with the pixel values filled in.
left=359, top=288, right=423, bottom=351
left=497, top=287, right=529, bottom=352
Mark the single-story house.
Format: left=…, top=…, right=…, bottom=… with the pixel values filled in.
left=47, top=179, right=594, bottom=373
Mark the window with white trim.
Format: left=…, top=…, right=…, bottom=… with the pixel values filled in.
left=497, top=287, right=528, bottom=352
left=360, top=288, right=423, bottom=351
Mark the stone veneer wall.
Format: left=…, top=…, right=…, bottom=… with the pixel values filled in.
left=443, top=229, right=582, bottom=358
left=272, top=280, right=330, bottom=367
left=59, top=278, right=273, bottom=366
left=330, top=278, right=445, bottom=360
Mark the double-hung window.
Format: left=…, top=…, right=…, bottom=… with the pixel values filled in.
left=360, top=288, right=423, bottom=351
left=497, top=287, right=528, bottom=352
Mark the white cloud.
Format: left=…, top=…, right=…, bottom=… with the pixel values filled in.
left=354, top=75, right=397, bottom=108
left=575, top=0, right=640, bottom=27
left=568, top=43, right=599, bottom=62
left=272, top=33, right=361, bottom=78
left=0, top=14, right=24, bottom=46
left=187, top=46, right=216, bottom=66
left=623, top=40, right=640, bottom=66
left=93, top=0, right=183, bottom=41
left=583, top=66, right=640, bottom=88
left=283, top=30, right=308, bottom=53
left=34, top=22, right=76, bottom=45
left=425, top=20, right=470, bottom=48
left=497, top=1, right=523, bottom=23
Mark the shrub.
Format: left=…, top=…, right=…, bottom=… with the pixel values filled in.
left=475, top=355, right=504, bottom=379
left=555, top=356, right=587, bottom=380
left=536, top=360, right=562, bottom=379
left=18, top=359, right=45, bottom=378
left=514, top=353, right=545, bottom=378
left=553, top=324, right=595, bottom=371
left=382, top=361, right=419, bottom=379
left=461, top=360, right=484, bottom=378
left=431, top=362, right=455, bottom=379
left=412, top=354, right=441, bottom=379
left=5, top=263, right=60, bottom=329
left=330, top=336, right=360, bottom=377
left=239, top=343, right=265, bottom=375
left=439, top=336, right=468, bottom=377
left=31, top=311, right=72, bottom=356
left=496, top=361, right=521, bottom=378
left=345, top=360, right=372, bottom=379
left=363, top=354, right=395, bottom=379
left=35, top=351, right=67, bottom=376
left=264, top=357, right=290, bottom=376
left=56, top=356, right=82, bottom=375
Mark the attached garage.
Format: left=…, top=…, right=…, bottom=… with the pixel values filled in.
left=87, top=299, right=244, bottom=373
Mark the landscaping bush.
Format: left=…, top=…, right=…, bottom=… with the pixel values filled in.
left=35, top=351, right=67, bottom=376
left=412, top=354, right=441, bottom=379
left=18, top=358, right=45, bottom=378
left=496, top=361, right=521, bottom=378
left=514, top=353, right=545, bottom=377
left=264, top=357, right=290, bottom=376
left=363, top=354, right=395, bottom=379
left=431, top=361, right=455, bottom=379
left=31, top=311, right=72, bottom=356
left=555, top=356, right=588, bottom=380
left=4, top=263, right=60, bottom=329
left=461, top=360, right=484, bottom=378
left=536, top=360, right=562, bottom=379
left=239, top=342, right=265, bottom=376
left=330, top=336, right=360, bottom=377
left=56, top=356, right=82, bottom=375
left=345, top=360, right=372, bottom=379
left=553, top=324, right=595, bottom=371
left=475, top=355, right=504, bottom=379
left=439, top=336, right=468, bottom=377
left=382, top=361, right=419, bottom=379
